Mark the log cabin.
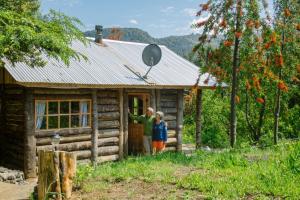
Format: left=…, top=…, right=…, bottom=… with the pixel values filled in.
left=0, top=27, right=220, bottom=178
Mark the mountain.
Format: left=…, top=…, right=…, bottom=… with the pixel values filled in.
left=84, top=28, right=200, bottom=57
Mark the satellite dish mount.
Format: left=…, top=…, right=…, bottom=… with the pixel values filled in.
left=142, top=44, right=162, bottom=79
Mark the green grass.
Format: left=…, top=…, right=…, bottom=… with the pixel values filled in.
left=76, top=141, right=300, bottom=199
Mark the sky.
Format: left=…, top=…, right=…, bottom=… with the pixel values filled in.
left=40, top=0, right=207, bottom=38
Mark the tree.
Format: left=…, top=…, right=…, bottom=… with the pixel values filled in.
left=0, top=0, right=87, bottom=68
left=194, top=0, right=269, bottom=147
left=108, top=28, right=123, bottom=40
left=272, top=0, right=300, bottom=144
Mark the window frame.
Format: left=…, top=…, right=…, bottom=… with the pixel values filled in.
left=35, top=99, right=92, bottom=131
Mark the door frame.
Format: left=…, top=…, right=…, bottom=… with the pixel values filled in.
left=127, top=93, right=150, bottom=155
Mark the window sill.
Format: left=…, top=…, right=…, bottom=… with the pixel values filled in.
left=35, top=127, right=93, bottom=137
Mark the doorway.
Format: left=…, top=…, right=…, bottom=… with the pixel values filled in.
left=128, top=93, right=150, bottom=155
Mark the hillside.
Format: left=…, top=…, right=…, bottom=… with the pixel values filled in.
left=84, top=28, right=199, bottom=57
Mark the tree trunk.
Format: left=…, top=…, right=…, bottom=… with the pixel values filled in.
left=38, top=150, right=76, bottom=200
left=274, top=16, right=286, bottom=145
left=274, top=70, right=281, bottom=145
left=195, top=89, right=202, bottom=149
left=245, top=91, right=256, bottom=141
left=230, top=0, right=241, bottom=148
left=256, top=97, right=266, bottom=142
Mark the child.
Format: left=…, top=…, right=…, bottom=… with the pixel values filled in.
left=152, top=111, right=168, bottom=154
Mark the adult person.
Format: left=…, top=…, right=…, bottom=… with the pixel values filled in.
left=152, top=111, right=168, bottom=154
left=129, top=107, right=155, bottom=155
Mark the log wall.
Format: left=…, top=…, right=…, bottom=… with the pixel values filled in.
left=96, top=90, right=120, bottom=162
left=0, top=85, right=25, bottom=170
left=0, top=87, right=183, bottom=176
left=157, top=89, right=182, bottom=151
left=34, top=89, right=120, bottom=165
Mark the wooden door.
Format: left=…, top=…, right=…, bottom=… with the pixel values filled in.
left=128, top=93, right=150, bottom=155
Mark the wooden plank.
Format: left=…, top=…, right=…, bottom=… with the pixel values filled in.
left=126, top=89, right=150, bottom=93
left=98, top=129, right=120, bottom=137
left=98, top=105, right=119, bottom=112
left=75, top=146, right=119, bottom=159
left=36, top=134, right=91, bottom=146
left=98, top=137, right=119, bottom=147
left=165, top=146, right=176, bottom=152
left=119, top=89, right=124, bottom=160
left=97, top=91, right=118, bottom=98
left=165, top=121, right=177, bottom=129
left=164, top=115, right=176, bottom=121
left=98, top=120, right=120, bottom=129
left=168, top=130, right=176, bottom=138
left=97, top=154, right=119, bottom=163
left=161, top=89, right=178, bottom=95
left=98, top=112, right=120, bottom=121
left=160, top=94, right=177, bottom=102
left=161, top=107, right=177, bottom=114
left=92, top=89, right=98, bottom=164
left=98, top=146, right=119, bottom=156
left=123, top=90, right=129, bottom=157
left=24, top=88, right=36, bottom=178
left=166, top=138, right=177, bottom=145
left=161, top=101, right=177, bottom=108
left=37, top=141, right=92, bottom=152
left=34, top=88, right=91, bottom=95
left=97, top=98, right=119, bottom=105
left=36, top=128, right=92, bottom=138
left=176, top=89, right=183, bottom=152
left=196, top=89, right=202, bottom=149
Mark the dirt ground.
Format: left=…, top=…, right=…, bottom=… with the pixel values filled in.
left=72, top=179, right=205, bottom=200
left=72, top=166, right=206, bottom=200
left=0, top=179, right=36, bottom=200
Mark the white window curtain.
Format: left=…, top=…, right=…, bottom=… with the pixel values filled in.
left=36, top=101, right=46, bottom=129
left=80, top=101, right=88, bottom=127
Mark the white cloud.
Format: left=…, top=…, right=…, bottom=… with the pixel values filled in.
left=182, top=8, right=197, bottom=17
left=129, top=19, right=138, bottom=25
left=160, top=6, right=175, bottom=13
left=190, top=14, right=210, bottom=26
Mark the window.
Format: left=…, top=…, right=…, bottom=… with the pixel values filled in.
left=35, top=100, right=91, bottom=130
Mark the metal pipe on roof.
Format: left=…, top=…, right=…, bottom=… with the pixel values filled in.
left=95, top=25, right=103, bottom=44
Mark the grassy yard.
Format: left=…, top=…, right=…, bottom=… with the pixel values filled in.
left=74, top=141, right=300, bottom=200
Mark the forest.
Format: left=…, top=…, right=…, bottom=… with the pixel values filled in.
left=184, top=0, right=299, bottom=148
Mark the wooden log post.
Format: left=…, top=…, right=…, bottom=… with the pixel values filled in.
left=196, top=89, right=203, bottom=149
left=91, top=89, right=98, bottom=165
left=119, top=89, right=124, bottom=160
left=123, top=90, right=129, bottom=157
left=156, top=89, right=161, bottom=111
left=150, top=89, right=156, bottom=112
left=24, top=88, right=36, bottom=178
left=176, top=89, right=183, bottom=152
left=38, top=150, right=76, bottom=200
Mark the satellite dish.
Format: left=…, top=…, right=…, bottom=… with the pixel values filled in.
left=142, top=44, right=162, bottom=79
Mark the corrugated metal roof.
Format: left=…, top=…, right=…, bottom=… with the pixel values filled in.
left=3, top=39, right=220, bottom=88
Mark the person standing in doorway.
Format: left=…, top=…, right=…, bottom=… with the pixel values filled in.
left=129, top=107, right=155, bottom=155
left=152, top=111, right=168, bottom=154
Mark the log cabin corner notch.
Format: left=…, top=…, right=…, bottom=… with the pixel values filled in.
left=0, top=37, right=223, bottom=178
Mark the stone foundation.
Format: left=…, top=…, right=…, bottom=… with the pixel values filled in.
left=0, top=166, right=25, bottom=184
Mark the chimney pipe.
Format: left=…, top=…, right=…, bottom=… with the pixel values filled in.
left=95, top=25, right=103, bottom=44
